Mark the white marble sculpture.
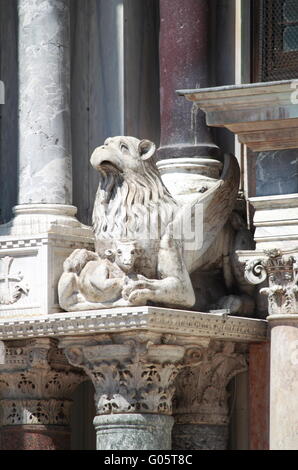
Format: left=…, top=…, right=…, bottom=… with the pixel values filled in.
left=59, top=136, right=250, bottom=312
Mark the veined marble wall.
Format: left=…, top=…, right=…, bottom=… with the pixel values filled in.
left=255, top=150, right=298, bottom=197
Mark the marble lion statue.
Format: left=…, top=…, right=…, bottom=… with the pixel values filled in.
left=58, top=136, right=254, bottom=314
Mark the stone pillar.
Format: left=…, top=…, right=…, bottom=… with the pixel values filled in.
left=242, top=249, right=298, bottom=449
left=61, top=333, right=187, bottom=451
left=157, top=0, right=222, bottom=203
left=0, top=0, right=94, bottom=234
left=172, top=341, right=247, bottom=450
left=249, top=342, right=270, bottom=450
left=18, top=0, right=71, bottom=207
left=269, top=319, right=298, bottom=449
left=0, top=338, right=84, bottom=450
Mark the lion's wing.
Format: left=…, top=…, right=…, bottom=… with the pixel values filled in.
left=166, top=153, right=240, bottom=273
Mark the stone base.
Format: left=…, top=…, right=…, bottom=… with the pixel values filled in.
left=0, top=425, right=71, bottom=450
left=157, top=157, right=222, bottom=204
left=0, top=204, right=93, bottom=318
left=172, top=423, right=229, bottom=450
left=93, top=414, right=174, bottom=450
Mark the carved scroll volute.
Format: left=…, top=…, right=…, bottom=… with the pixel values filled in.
left=244, top=258, right=268, bottom=285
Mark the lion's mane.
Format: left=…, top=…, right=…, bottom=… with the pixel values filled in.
left=92, top=159, right=178, bottom=242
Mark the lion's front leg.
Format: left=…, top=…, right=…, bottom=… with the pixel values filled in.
left=124, top=275, right=195, bottom=308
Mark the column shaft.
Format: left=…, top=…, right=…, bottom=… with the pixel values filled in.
left=18, top=0, right=72, bottom=205
left=0, top=425, right=70, bottom=451
left=249, top=342, right=270, bottom=450
left=158, top=0, right=219, bottom=159
left=270, top=320, right=298, bottom=450
left=94, top=414, right=173, bottom=451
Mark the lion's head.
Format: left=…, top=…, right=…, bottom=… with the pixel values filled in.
left=90, top=136, right=178, bottom=246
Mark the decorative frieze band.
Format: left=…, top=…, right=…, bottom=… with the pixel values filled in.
left=0, top=307, right=268, bottom=342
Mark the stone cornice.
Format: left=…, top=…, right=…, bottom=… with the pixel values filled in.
left=0, top=307, right=268, bottom=343
left=178, top=80, right=298, bottom=151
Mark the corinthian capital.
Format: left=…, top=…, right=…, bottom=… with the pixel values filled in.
left=242, top=249, right=298, bottom=315
left=61, top=333, right=202, bottom=416
left=173, top=341, right=247, bottom=426
left=0, top=338, right=85, bottom=426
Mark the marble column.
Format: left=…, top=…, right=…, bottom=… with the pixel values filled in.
left=269, top=319, right=298, bottom=450
left=242, top=249, right=298, bottom=449
left=0, top=0, right=87, bottom=235
left=61, top=333, right=187, bottom=451
left=18, top=0, right=71, bottom=206
left=172, top=341, right=247, bottom=450
left=157, top=0, right=222, bottom=202
left=0, top=338, right=84, bottom=450
left=249, top=342, right=270, bottom=450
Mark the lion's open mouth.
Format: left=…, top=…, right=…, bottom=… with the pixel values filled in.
left=100, top=161, right=122, bottom=173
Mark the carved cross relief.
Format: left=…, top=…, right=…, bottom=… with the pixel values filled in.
left=0, top=256, right=29, bottom=305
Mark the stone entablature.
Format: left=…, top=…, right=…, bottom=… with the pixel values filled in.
left=178, top=80, right=298, bottom=152
left=0, top=307, right=268, bottom=342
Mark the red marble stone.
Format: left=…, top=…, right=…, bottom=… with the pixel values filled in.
left=158, top=0, right=219, bottom=159
left=249, top=342, right=270, bottom=450
left=0, top=425, right=71, bottom=450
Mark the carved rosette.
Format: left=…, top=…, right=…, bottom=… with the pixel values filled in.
left=63, top=335, right=186, bottom=416
left=244, top=249, right=298, bottom=315
left=173, top=341, right=247, bottom=425
left=0, top=339, right=85, bottom=426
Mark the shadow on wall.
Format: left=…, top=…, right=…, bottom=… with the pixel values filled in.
left=0, top=0, right=18, bottom=225
left=70, top=0, right=160, bottom=226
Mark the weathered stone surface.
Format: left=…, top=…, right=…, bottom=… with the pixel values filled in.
left=18, top=0, right=72, bottom=205
left=173, top=341, right=248, bottom=426
left=172, top=424, right=229, bottom=451
left=270, top=320, right=298, bottom=449
left=172, top=341, right=247, bottom=450
left=94, top=414, right=174, bottom=451
left=0, top=338, right=85, bottom=450
left=0, top=425, right=70, bottom=451
left=158, top=0, right=220, bottom=160
left=58, top=135, right=254, bottom=315
left=240, top=249, right=298, bottom=316
left=249, top=194, right=298, bottom=250
left=180, top=81, right=298, bottom=152
left=249, top=343, right=270, bottom=450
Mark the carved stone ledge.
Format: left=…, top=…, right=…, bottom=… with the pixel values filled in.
left=0, top=306, right=268, bottom=343
left=0, top=338, right=85, bottom=426
left=239, top=249, right=298, bottom=316
left=179, top=80, right=298, bottom=151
